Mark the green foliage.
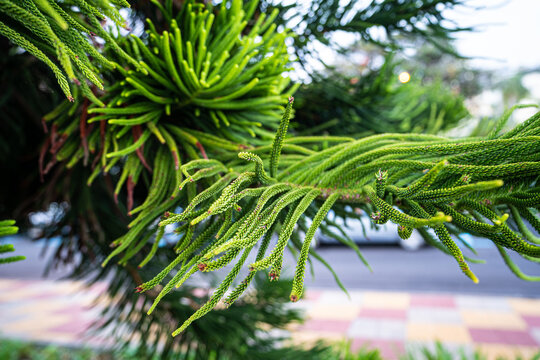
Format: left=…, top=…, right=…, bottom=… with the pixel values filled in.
left=93, top=0, right=295, bottom=132
left=0, top=219, right=25, bottom=264
left=107, top=104, right=540, bottom=334
left=400, top=341, right=523, bottom=360
left=329, top=341, right=384, bottom=360
left=0, top=338, right=97, bottom=360
left=13, top=170, right=329, bottom=360
left=0, top=335, right=331, bottom=360
left=2, top=0, right=539, bottom=350
left=3, top=336, right=540, bottom=360
left=0, top=0, right=133, bottom=100
left=34, top=0, right=296, bottom=271
left=270, top=96, right=294, bottom=178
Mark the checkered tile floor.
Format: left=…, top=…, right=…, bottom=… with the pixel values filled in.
left=0, top=278, right=539, bottom=359
left=287, top=289, right=540, bottom=359
left=0, top=279, right=109, bottom=347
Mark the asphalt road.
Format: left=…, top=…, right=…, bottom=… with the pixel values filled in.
left=298, top=245, right=540, bottom=298
left=2, top=238, right=539, bottom=298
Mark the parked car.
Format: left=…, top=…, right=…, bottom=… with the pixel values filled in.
left=313, top=210, right=425, bottom=250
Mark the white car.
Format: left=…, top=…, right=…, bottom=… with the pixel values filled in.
left=313, top=210, right=425, bottom=250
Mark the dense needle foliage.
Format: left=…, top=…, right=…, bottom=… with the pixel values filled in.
left=1, top=0, right=539, bottom=348
left=115, top=100, right=540, bottom=335
left=0, top=0, right=135, bottom=99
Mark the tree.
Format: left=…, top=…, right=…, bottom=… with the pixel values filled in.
left=1, top=0, right=539, bottom=356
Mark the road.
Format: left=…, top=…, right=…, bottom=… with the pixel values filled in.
left=299, top=245, right=540, bottom=298
left=2, top=238, right=539, bottom=297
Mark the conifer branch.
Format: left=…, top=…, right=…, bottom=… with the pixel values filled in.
left=11, top=0, right=540, bottom=337
left=0, top=0, right=134, bottom=99
left=109, top=103, right=540, bottom=335
left=0, top=220, right=25, bottom=264
left=36, top=0, right=297, bottom=263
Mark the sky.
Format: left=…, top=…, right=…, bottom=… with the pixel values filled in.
left=445, top=0, right=540, bottom=72
left=443, top=0, right=540, bottom=115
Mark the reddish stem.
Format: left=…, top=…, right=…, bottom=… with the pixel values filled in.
left=132, top=125, right=152, bottom=172
left=50, top=132, right=68, bottom=155
left=80, top=99, right=89, bottom=165
left=196, top=141, right=208, bottom=159
left=127, top=176, right=134, bottom=214
left=50, top=124, right=58, bottom=149
left=41, top=118, right=48, bottom=133
left=171, top=151, right=180, bottom=169
left=39, top=137, right=51, bottom=182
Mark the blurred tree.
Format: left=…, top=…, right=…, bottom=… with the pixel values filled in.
left=292, top=54, right=470, bottom=137
left=497, top=73, right=531, bottom=108
left=259, top=0, right=469, bottom=71
left=400, top=38, right=492, bottom=98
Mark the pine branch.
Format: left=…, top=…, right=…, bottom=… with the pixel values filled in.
left=37, top=0, right=297, bottom=258
left=8, top=0, right=538, bottom=338
left=98, top=102, right=540, bottom=335
left=0, top=0, right=134, bottom=99
left=0, top=220, right=25, bottom=264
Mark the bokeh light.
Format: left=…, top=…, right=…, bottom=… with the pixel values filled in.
left=399, top=71, right=411, bottom=83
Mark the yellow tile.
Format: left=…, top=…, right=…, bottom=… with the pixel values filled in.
left=509, top=298, right=540, bottom=315
left=51, top=281, right=88, bottom=294
left=461, top=310, right=526, bottom=330
left=25, top=299, right=74, bottom=314
left=6, top=314, right=73, bottom=334
left=0, top=286, right=45, bottom=302
left=0, top=279, right=20, bottom=291
left=407, top=323, right=471, bottom=344
left=0, top=300, right=70, bottom=321
left=362, top=292, right=410, bottom=310
left=476, top=344, right=540, bottom=360
left=284, top=321, right=302, bottom=332
left=306, top=304, right=360, bottom=320
left=90, top=294, right=114, bottom=307
left=26, top=331, right=79, bottom=344
left=289, top=330, right=344, bottom=348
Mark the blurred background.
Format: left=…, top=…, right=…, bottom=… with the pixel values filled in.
left=1, top=0, right=539, bottom=359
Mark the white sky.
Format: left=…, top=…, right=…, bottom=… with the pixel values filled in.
left=445, top=0, right=540, bottom=72
left=444, top=0, right=540, bottom=110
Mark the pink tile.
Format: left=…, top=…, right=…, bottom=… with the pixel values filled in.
left=358, top=308, right=407, bottom=320
left=11, top=280, right=36, bottom=288
left=48, top=318, right=92, bottom=334
left=299, top=319, right=351, bottom=333
left=304, top=290, right=323, bottom=301
left=469, top=328, right=538, bottom=346
left=29, top=293, right=61, bottom=300
left=522, top=315, right=540, bottom=328
left=410, top=295, right=455, bottom=308
left=51, top=304, right=90, bottom=316
left=0, top=280, right=35, bottom=293
left=350, top=338, right=405, bottom=360
left=88, top=282, right=108, bottom=294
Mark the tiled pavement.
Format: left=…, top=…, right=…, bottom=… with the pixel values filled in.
left=0, top=278, right=110, bottom=347
left=288, top=290, right=540, bottom=359
left=0, top=278, right=539, bottom=359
